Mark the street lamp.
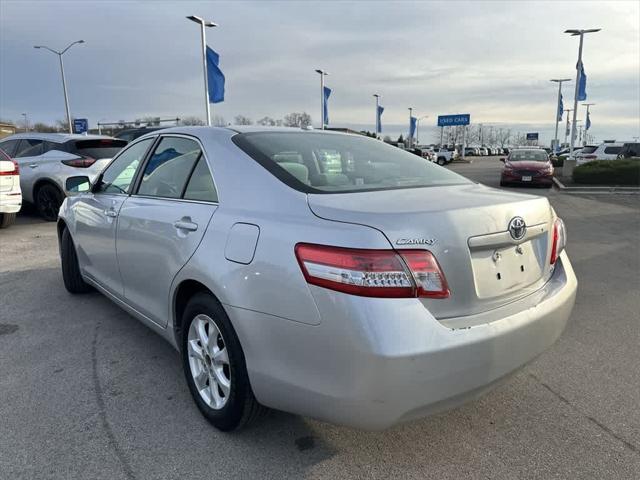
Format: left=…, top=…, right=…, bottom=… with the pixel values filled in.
left=373, top=93, right=380, bottom=137
left=550, top=78, right=571, bottom=152
left=187, top=16, right=217, bottom=126
left=315, top=69, right=329, bottom=129
left=564, top=28, right=601, bottom=158
left=21, top=113, right=28, bottom=132
left=34, top=40, right=84, bottom=134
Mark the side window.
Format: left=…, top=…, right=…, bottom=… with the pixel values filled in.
left=0, top=139, right=20, bottom=157
left=99, top=138, right=154, bottom=194
left=15, top=139, right=44, bottom=158
left=183, top=157, right=218, bottom=202
left=137, top=137, right=201, bottom=199
left=604, top=146, right=622, bottom=155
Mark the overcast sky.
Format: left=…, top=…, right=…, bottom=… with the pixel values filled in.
left=1, top=0, right=639, bottom=143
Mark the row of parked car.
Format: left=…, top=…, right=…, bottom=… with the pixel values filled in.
left=464, top=146, right=508, bottom=156
left=554, top=141, right=640, bottom=165
left=0, top=127, right=160, bottom=227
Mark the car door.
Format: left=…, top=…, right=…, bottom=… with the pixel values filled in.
left=116, top=135, right=218, bottom=327
left=13, top=139, right=44, bottom=202
left=72, top=137, right=155, bottom=297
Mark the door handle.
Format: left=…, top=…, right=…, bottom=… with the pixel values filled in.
left=29, top=164, right=38, bottom=169
left=174, top=220, right=198, bottom=232
left=104, top=209, right=118, bottom=218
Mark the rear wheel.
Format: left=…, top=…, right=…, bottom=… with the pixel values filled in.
left=61, top=227, right=92, bottom=293
left=0, top=212, right=16, bottom=228
left=182, top=293, right=265, bottom=431
left=35, top=183, right=63, bottom=221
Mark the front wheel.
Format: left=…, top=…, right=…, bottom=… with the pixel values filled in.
left=61, top=228, right=93, bottom=293
left=437, top=157, right=446, bottom=166
left=182, top=293, right=265, bottom=431
left=0, top=212, right=16, bottom=228
left=36, top=183, right=63, bottom=221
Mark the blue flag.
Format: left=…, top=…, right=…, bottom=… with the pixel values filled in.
left=586, top=110, right=591, bottom=131
left=376, top=105, right=384, bottom=134
left=206, top=46, right=225, bottom=104
left=577, top=64, right=587, bottom=101
left=409, top=116, right=417, bottom=138
left=323, top=86, right=331, bottom=125
left=557, top=93, right=564, bottom=122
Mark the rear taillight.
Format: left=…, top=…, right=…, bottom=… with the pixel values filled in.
left=294, top=243, right=450, bottom=299
left=0, top=160, right=19, bottom=176
left=62, top=157, right=97, bottom=168
left=550, top=218, right=566, bottom=264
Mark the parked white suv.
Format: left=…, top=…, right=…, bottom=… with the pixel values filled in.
left=0, top=148, right=22, bottom=228
left=432, top=147, right=458, bottom=165
left=575, top=143, right=624, bottom=165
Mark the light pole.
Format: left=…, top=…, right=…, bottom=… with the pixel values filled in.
left=582, top=103, right=595, bottom=146
left=565, top=28, right=601, bottom=158
left=416, top=115, right=428, bottom=145
left=563, top=108, right=573, bottom=146
left=187, top=16, right=217, bottom=126
left=315, top=69, right=329, bottom=129
left=408, top=107, right=413, bottom=147
left=373, top=93, right=380, bottom=137
left=34, top=40, right=84, bottom=134
left=21, top=113, right=28, bottom=132
left=550, top=78, right=571, bottom=151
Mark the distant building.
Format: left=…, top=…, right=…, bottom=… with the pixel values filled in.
left=0, top=122, right=16, bottom=139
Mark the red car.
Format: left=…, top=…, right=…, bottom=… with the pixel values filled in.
left=500, top=148, right=554, bottom=187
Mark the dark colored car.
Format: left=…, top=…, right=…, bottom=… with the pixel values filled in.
left=113, top=127, right=166, bottom=143
left=500, top=148, right=553, bottom=188
left=617, top=142, right=640, bottom=159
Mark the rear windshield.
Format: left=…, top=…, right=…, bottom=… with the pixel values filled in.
left=508, top=150, right=549, bottom=162
left=233, top=132, right=471, bottom=193
left=67, top=139, right=127, bottom=159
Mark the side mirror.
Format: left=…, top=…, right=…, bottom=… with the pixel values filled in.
left=500, top=158, right=506, bottom=162
left=65, top=175, right=91, bottom=194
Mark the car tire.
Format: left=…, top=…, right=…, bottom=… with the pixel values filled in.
left=182, top=293, right=265, bottom=431
left=500, top=180, right=507, bottom=187
left=35, top=183, right=63, bottom=222
left=0, top=212, right=16, bottom=228
left=437, top=157, right=446, bottom=166
left=61, top=227, right=93, bottom=294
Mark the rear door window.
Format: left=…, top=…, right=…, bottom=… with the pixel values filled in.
left=603, top=146, right=622, bottom=155
left=137, top=137, right=201, bottom=199
left=15, top=139, right=44, bottom=158
left=581, top=146, right=598, bottom=154
left=66, top=139, right=127, bottom=159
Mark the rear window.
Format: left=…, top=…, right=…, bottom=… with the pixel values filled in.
left=233, top=132, right=470, bottom=193
left=508, top=150, right=549, bottom=162
left=67, top=139, right=127, bottom=159
left=581, top=146, right=598, bottom=154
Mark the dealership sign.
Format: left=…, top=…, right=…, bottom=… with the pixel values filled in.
left=526, top=132, right=539, bottom=141
left=437, top=114, right=470, bottom=127
left=73, top=118, right=88, bottom=134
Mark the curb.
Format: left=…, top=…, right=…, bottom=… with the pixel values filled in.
left=553, top=176, right=640, bottom=194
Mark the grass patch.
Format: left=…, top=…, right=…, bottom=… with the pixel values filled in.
left=572, top=159, right=640, bottom=186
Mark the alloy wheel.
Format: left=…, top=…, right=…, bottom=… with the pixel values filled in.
left=187, top=314, right=231, bottom=410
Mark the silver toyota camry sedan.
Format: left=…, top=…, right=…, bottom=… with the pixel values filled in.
left=58, top=127, right=577, bottom=431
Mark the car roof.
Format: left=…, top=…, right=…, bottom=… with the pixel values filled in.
left=1, top=132, right=115, bottom=143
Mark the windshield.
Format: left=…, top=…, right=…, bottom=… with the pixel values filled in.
left=233, top=132, right=470, bottom=193
left=68, top=139, right=127, bottom=159
left=508, top=150, right=549, bottom=162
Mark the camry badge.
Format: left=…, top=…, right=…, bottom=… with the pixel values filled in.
left=396, top=238, right=436, bottom=246
left=508, top=216, right=527, bottom=241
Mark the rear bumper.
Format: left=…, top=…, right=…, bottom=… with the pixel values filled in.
left=228, top=251, right=577, bottom=430
left=0, top=192, right=22, bottom=213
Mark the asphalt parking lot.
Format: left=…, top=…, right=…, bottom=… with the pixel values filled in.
left=1, top=156, right=639, bottom=480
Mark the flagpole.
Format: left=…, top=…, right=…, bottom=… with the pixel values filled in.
left=187, top=16, right=217, bottom=127
left=373, top=94, right=380, bottom=137
left=408, top=107, right=413, bottom=147
left=315, top=69, right=328, bottom=129
left=582, top=103, right=595, bottom=146
left=564, top=28, right=600, bottom=158
left=564, top=108, right=572, bottom=146
left=550, top=78, right=571, bottom=152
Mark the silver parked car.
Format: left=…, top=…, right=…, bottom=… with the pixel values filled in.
left=58, top=127, right=577, bottom=431
left=0, top=133, right=126, bottom=220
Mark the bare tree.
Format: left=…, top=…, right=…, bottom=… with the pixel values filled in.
left=180, top=116, right=205, bottom=126
left=234, top=115, right=253, bottom=125
left=213, top=115, right=226, bottom=127
left=256, top=116, right=278, bottom=126
left=32, top=122, right=57, bottom=133
left=283, top=112, right=312, bottom=128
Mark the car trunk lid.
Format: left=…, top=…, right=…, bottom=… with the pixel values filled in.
left=307, top=183, right=555, bottom=319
